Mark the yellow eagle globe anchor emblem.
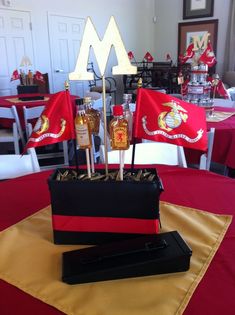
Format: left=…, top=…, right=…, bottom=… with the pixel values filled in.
left=34, top=115, right=49, bottom=134
left=158, top=101, right=188, bottom=132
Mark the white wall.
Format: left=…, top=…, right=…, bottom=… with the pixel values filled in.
left=0, top=0, right=230, bottom=95
left=154, top=0, right=230, bottom=76
left=0, top=0, right=156, bottom=98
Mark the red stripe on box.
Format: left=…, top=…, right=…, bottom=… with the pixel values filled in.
left=52, top=215, right=159, bottom=234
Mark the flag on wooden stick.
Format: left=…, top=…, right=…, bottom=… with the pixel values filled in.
left=133, top=88, right=208, bottom=151
left=24, top=90, right=75, bottom=151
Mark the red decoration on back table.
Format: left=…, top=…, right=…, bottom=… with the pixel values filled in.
left=143, top=52, right=154, bottom=62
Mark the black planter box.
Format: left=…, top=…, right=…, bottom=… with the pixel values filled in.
left=62, top=231, right=192, bottom=284
left=17, top=84, right=39, bottom=94
left=48, top=168, right=163, bottom=245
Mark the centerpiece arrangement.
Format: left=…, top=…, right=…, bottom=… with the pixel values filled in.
left=10, top=55, right=45, bottom=94
left=178, top=37, right=229, bottom=116
left=22, top=16, right=164, bottom=245
left=23, top=16, right=207, bottom=249
left=21, top=15, right=212, bottom=283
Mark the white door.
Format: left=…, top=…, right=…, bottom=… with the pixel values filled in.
left=0, top=9, right=34, bottom=96
left=48, top=14, right=87, bottom=97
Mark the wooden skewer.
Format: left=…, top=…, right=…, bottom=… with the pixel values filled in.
left=85, top=148, right=91, bottom=178
left=119, top=150, right=125, bottom=180
left=90, top=146, right=95, bottom=173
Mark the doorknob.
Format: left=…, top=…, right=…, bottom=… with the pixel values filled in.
left=55, top=69, right=64, bottom=73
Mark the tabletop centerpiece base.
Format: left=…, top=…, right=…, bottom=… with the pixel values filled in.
left=48, top=168, right=163, bottom=245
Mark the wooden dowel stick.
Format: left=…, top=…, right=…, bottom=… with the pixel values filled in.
left=90, top=147, right=95, bottom=173
left=85, top=148, right=91, bottom=178
left=119, top=150, right=123, bottom=180
left=102, top=75, right=109, bottom=175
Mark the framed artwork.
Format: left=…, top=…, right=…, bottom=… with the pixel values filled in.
left=183, top=0, right=214, bottom=19
left=178, top=19, right=218, bottom=58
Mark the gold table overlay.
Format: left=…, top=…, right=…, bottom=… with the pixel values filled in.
left=0, top=202, right=232, bottom=315
left=6, top=97, right=50, bottom=103
left=206, top=111, right=235, bottom=122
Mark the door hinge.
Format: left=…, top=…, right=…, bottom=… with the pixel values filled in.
left=29, top=22, right=32, bottom=30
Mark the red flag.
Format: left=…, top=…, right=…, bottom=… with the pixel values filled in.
left=179, top=43, right=195, bottom=64
left=10, top=70, right=20, bottom=81
left=34, top=70, right=45, bottom=82
left=199, top=42, right=217, bottom=67
left=181, top=78, right=190, bottom=96
left=24, top=90, right=76, bottom=151
left=128, top=51, right=134, bottom=60
left=133, top=88, right=207, bottom=151
left=143, top=52, right=154, bottom=62
left=216, top=80, right=229, bottom=99
left=207, top=77, right=229, bottom=99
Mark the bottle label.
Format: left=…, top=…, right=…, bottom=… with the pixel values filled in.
left=87, top=113, right=95, bottom=132
left=124, top=109, right=133, bottom=140
left=75, top=124, right=91, bottom=147
left=113, top=126, right=128, bottom=149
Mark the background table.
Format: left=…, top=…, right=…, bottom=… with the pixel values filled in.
left=208, top=106, right=235, bottom=169
left=185, top=106, right=235, bottom=170
left=0, top=165, right=235, bottom=315
left=0, top=94, right=50, bottom=129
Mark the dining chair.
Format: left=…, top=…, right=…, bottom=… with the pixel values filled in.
left=89, top=96, right=112, bottom=163
left=0, top=105, right=25, bottom=154
left=99, top=142, right=187, bottom=167
left=23, top=105, right=45, bottom=139
left=93, top=95, right=112, bottom=112
left=84, top=91, right=102, bottom=100
left=226, top=88, right=235, bottom=101
left=199, top=128, right=215, bottom=171
left=0, top=148, right=40, bottom=179
left=87, top=62, right=117, bottom=103
left=23, top=106, right=69, bottom=169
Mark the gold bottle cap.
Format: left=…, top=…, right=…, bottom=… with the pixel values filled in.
left=64, top=81, right=70, bottom=90
left=137, top=78, right=143, bottom=88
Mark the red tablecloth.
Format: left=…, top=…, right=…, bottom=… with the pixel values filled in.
left=185, top=106, right=235, bottom=169
left=0, top=94, right=50, bottom=129
left=0, top=93, right=77, bottom=129
left=0, top=165, right=235, bottom=315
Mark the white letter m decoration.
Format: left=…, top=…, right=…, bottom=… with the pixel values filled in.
left=69, top=16, right=137, bottom=81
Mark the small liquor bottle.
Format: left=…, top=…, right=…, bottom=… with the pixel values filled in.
left=109, top=105, right=130, bottom=150
left=74, top=104, right=92, bottom=149
left=84, top=96, right=100, bottom=135
left=20, top=69, right=25, bottom=85
left=122, top=93, right=133, bottom=140
left=28, top=70, right=34, bottom=85
left=75, top=98, right=84, bottom=107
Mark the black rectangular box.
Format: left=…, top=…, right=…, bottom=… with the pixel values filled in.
left=18, top=95, right=44, bottom=101
left=48, top=168, right=163, bottom=245
left=17, top=84, right=39, bottom=94
left=62, top=231, right=192, bottom=284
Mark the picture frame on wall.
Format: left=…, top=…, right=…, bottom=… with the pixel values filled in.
left=178, top=19, right=218, bottom=58
left=183, top=0, right=214, bottom=19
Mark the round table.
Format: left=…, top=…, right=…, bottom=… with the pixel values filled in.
left=0, top=165, right=235, bottom=315
left=185, top=106, right=235, bottom=169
